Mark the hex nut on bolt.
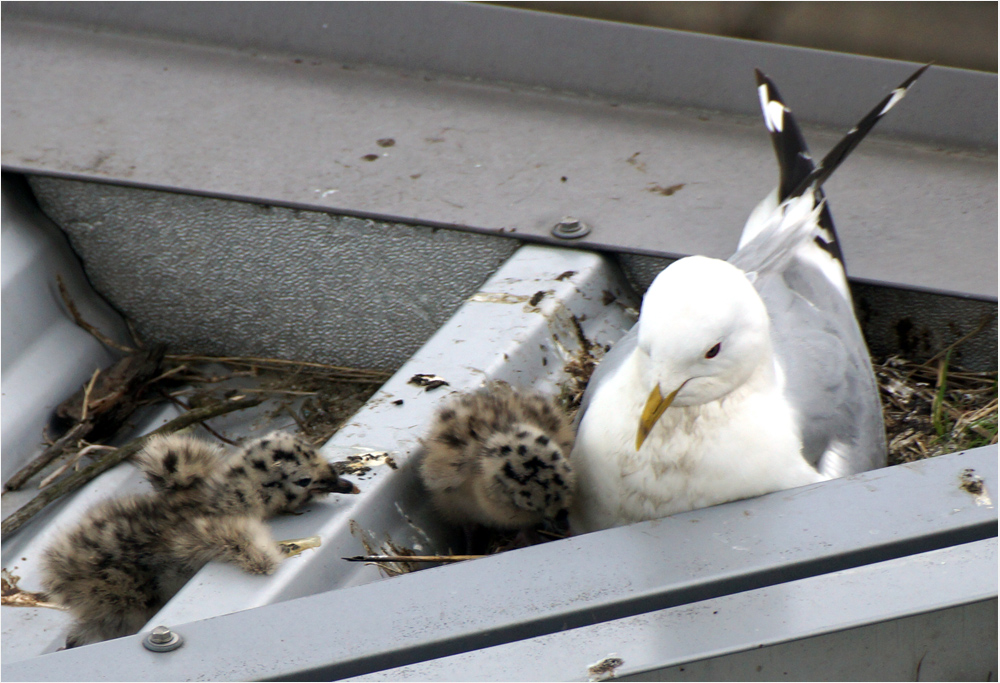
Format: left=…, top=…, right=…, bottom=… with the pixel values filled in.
left=551, top=217, right=591, bottom=239
left=143, top=625, right=184, bottom=652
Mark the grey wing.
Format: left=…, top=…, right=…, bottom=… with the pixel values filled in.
left=753, top=262, right=886, bottom=476
left=573, top=323, right=638, bottom=431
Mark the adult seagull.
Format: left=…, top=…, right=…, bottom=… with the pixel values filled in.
left=570, top=65, right=928, bottom=533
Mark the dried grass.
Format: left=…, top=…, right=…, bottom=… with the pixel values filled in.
left=876, top=354, right=998, bottom=465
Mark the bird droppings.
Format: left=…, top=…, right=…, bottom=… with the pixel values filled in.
left=1, top=568, right=66, bottom=610
left=555, top=270, right=577, bottom=281
left=646, top=182, right=685, bottom=196
left=361, top=154, right=379, bottom=162
left=376, top=138, right=396, bottom=147
left=588, top=655, right=624, bottom=681
left=469, top=292, right=531, bottom=305
left=960, top=468, right=984, bottom=495
left=392, top=399, right=404, bottom=406
left=529, top=291, right=547, bottom=307
left=334, top=451, right=399, bottom=477
left=552, top=312, right=605, bottom=417
left=409, top=374, right=450, bottom=390
left=959, top=468, right=992, bottom=506
left=561, top=351, right=599, bottom=416
left=625, top=151, right=646, bottom=172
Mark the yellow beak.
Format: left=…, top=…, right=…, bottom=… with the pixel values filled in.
left=636, top=384, right=681, bottom=450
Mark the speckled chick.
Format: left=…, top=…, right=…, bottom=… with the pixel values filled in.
left=419, top=383, right=576, bottom=535
left=41, top=431, right=356, bottom=648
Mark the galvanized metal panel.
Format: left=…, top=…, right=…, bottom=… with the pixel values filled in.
left=3, top=2, right=995, bottom=147
left=144, top=243, right=639, bottom=632
left=2, top=6, right=996, bottom=299
left=0, top=175, right=131, bottom=478
left=3, top=446, right=994, bottom=681
left=0, top=240, right=639, bottom=662
left=1, top=6, right=996, bottom=680
left=353, top=540, right=997, bottom=681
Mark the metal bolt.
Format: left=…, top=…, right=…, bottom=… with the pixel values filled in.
left=143, top=625, right=183, bottom=652
left=551, top=216, right=591, bottom=239
left=149, top=626, right=173, bottom=644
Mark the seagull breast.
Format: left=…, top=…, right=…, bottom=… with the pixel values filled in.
left=570, top=257, right=825, bottom=532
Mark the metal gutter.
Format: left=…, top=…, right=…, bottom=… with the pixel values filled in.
left=2, top=1, right=995, bottom=147
left=2, top=3, right=997, bottom=299
left=1, top=5, right=996, bottom=679
left=0, top=176, right=132, bottom=473
left=352, top=540, right=998, bottom=682
left=3, top=446, right=995, bottom=681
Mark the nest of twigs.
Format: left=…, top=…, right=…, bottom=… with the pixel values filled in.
left=876, top=353, right=997, bottom=465
left=160, top=356, right=386, bottom=447
left=0, top=278, right=390, bottom=538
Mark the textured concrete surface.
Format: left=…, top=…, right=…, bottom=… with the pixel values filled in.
left=28, top=177, right=520, bottom=371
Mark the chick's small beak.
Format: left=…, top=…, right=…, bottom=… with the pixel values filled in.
left=336, top=478, right=361, bottom=494
left=636, top=384, right=681, bottom=450
left=312, top=475, right=360, bottom=495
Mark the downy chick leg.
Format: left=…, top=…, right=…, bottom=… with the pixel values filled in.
left=170, top=516, right=284, bottom=575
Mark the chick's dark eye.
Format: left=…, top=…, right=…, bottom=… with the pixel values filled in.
left=294, top=478, right=312, bottom=487
left=705, top=343, right=721, bottom=359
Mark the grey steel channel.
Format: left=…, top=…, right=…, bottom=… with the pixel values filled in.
left=2, top=2, right=996, bottom=299
left=3, top=446, right=995, bottom=681
left=352, top=539, right=996, bottom=681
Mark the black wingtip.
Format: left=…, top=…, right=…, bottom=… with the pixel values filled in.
left=753, top=67, right=817, bottom=202
left=900, top=63, right=933, bottom=90
left=788, top=63, right=930, bottom=199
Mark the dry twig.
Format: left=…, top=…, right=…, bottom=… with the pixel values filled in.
left=37, top=444, right=115, bottom=490
left=920, top=314, right=994, bottom=368
left=3, top=422, right=91, bottom=492
left=78, top=368, right=101, bottom=422
left=56, top=275, right=134, bottom=353
left=342, top=554, right=486, bottom=563
left=1, top=395, right=263, bottom=538
left=157, top=389, right=237, bottom=446
left=165, top=354, right=389, bottom=382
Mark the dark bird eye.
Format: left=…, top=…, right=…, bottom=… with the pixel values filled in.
left=294, top=478, right=312, bottom=487
left=705, top=343, right=721, bottom=359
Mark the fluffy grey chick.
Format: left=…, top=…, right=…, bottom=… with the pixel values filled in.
left=419, top=383, right=575, bottom=545
left=41, top=431, right=356, bottom=648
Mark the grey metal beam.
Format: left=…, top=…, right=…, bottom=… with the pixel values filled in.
left=3, top=445, right=995, bottom=682
left=2, top=2, right=994, bottom=148
left=2, top=5, right=996, bottom=299
left=351, top=540, right=998, bottom=681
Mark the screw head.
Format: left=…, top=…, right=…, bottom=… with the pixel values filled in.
left=149, top=626, right=173, bottom=644
left=551, top=216, right=591, bottom=239
left=143, top=625, right=183, bottom=652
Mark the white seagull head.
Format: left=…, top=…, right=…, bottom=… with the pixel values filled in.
left=635, top=255, right=772, bottom=449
